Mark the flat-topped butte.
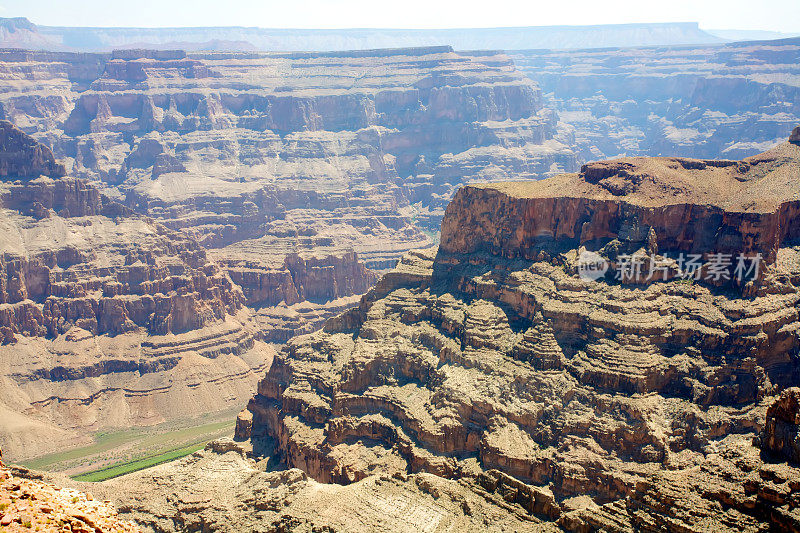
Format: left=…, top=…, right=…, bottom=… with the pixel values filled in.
left=442, top=128, right=800, bottom=266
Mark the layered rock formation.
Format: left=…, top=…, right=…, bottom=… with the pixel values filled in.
left=219, top=248, right=379, bottom=343
left=762, top=387, right=800, bottom=464
left=0, top=45, right=578, bottom=340
left=515, top=38, right=800, bottom=162
left=0, top=123, right=275, bottom=461
left=83, top=440, right=556, bottom=532
left=236, top=132, right=800, bottom=530
left=4, top=38, right=800, bottom=347
left=441, top=139, right=800, bottom=268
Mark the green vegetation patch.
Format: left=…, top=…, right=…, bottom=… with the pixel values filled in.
left=21, top=410, right=237, bottom=474
left=71, top=442, right=206, bottom=482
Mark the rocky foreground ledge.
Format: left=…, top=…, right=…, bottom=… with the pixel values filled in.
left=0, top=450, right=140, bottom=532
left=234, top=129, right=800, bottom=531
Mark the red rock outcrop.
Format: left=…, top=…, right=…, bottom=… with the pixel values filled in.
left=441, top=138, right=800, bottom=270
left=223, top=251, right=377, bottom=308
left=0, top=461, right=141, bottom=532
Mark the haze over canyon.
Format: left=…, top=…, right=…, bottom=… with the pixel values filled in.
left=0, top=13, right=799, bottom=533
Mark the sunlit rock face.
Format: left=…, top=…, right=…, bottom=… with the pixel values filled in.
left=239, top=132, right=800, bottom=531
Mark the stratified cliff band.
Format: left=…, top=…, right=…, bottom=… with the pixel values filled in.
left=0, top=121, right=275, bottom=459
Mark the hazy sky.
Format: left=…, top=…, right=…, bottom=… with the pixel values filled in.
left=2, top=0, right=799, bottom=33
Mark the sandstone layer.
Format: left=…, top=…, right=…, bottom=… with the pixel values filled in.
left=236, top=132, right=800, bottom=531
left=0, top=122, right=275, bottom=460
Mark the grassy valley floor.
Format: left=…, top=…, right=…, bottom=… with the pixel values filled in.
left=20, top=408, right=240, bottom=482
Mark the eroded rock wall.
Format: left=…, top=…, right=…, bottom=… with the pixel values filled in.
left=0, top=129, right=274, bottom=461
left=238, top=136, right=800, bottom=531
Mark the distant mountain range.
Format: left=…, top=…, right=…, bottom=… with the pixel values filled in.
left=0, top=17, right=728, bottom=51
left=706, top=28, right=800, bottom=41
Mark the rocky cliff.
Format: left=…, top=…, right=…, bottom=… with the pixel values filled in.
left=441, top=138, right=800, bottom=269
left=0, top=45, right=577, bottom=339
left=0, top=127, right=275, bottom=461
left=236, top=131, right=800, bottom=531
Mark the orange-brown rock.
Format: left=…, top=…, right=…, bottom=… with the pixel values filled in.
left=222, top=250, right=378, bottom=309
left=81, top=440, right=560, bottom=532
left=0, top=45, right=576, bottom=272
left=441, top=137, right=800, bottom=268
left=0, top=462, right=140, bottom=532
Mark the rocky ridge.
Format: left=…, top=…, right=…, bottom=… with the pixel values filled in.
left=235, top=131, right=800, bottom=530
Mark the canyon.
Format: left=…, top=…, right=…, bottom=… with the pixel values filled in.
left=0, top=20, right=800, bottom=532
left=0, top=44, right=576, bottom=461
left=0, top=43, right=576, bottom=333
left=0, top=121, right=276, bottom=460
left=225, top=130, right=800, bottom=530
left=515, top=37, right=800, bottom=162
